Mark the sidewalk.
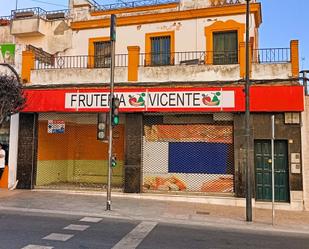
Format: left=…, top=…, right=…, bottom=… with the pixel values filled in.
left=0, top=189, right=309, bottom=235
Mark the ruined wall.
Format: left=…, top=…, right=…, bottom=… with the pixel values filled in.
left=252, top=63, right=292, bottom=80
left=15, top=19, right=72, bottom=55
left=0, top=26, right=13, bottom=43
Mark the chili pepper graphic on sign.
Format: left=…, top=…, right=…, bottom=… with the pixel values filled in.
left=129, top=93, right=146, bottom=106
left=202, top=92, right=221, bottom=106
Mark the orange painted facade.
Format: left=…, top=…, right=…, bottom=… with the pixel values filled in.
left=0, top=166, right=8, bottom=189
left=145, top=31, right=175, bottom=66
left=204, top=20, right=245, bottom=66
left=88, top=37, right=110, bottom=68
left=21, top=50, right=34, bottom=84
left=38, top=121, right=124, bottom=161
left=71, top=3, right=262, bottom=30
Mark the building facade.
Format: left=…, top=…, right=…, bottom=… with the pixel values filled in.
left=0, top=0, right=305, bottom=209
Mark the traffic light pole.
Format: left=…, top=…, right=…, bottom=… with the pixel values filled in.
left=245, top=0, right=252, bottom=222
left=106, top=14, right=116, bottom=211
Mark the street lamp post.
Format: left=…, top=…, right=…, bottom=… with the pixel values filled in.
left=245, top=0, right=252, bottom=222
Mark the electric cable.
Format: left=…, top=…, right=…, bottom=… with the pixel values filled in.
left=30, top=0, right=67, bottom=7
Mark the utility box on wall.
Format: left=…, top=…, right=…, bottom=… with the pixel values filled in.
left=291, top=153, right=301, bottom=174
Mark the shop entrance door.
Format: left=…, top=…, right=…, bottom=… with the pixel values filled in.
left=254, top=140, right=289, bottom=202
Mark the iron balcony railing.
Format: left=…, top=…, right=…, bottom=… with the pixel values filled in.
left=139, top=51, right=239, bottom=66
left=34, top=54, right=128, bottom=70
left=11, top=7, right=70, bottom=20
left=252, top=48, right=290, bottom=64
left=139, top=51, right=207, bottom=66
left=92, top=0, right=179, bottom=11
left=0, top=16, right=11, bottom=21
left=88, top=0, right=101, bottom=9
left=32, top=48, right=291, bottom=70
left=0, top=16, right=11, bottom=25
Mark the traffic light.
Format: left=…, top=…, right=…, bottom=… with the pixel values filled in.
left=112, top=97, right=120, bottom=126
left=110, top=14, right=116, bottom=41
left=97, top=113, right=107, bottom=141
left=111, top=156, right=117, bottom=168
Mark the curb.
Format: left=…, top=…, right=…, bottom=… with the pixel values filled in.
left=31, top=189, right=304, bottom=211
left=0, top=205, right=308, bottom=236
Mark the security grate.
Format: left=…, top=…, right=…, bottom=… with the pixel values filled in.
left=142, top=114, right=234, bottom=193
left=35, top=113, right=124, bottom=190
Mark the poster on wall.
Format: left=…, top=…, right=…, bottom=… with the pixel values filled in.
left=143, top=174, right=234, bottom=193
left=47, top=120, right=65, bottom=134
left=0, top=44, right=15, bottom=65
left=142, top=124, right=234, bottom=193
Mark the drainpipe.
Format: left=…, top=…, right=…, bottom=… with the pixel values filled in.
left=300, top=70, right=309, bottom=96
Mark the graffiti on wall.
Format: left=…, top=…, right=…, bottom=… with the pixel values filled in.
left=142, top=124, right=234, bottom=193
left=0, top=44, right=15, bottom=65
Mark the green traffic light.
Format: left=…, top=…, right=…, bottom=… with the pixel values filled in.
left=111, top=156, right=117, bottom=167
left=113, top=116, right=119, bottom=126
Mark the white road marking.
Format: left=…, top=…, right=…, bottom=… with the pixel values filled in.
left=111, top=221, right=157, bottom=249
left=21, top=245, right=53, bottom=249
left=43, top=233, right=74, bottom=241
left=64, top=224, right=90, bottom=231
left=80, top=217, right=102, bottom=223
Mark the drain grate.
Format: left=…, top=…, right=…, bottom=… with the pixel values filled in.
left=196, top=211, right=210, bottom=215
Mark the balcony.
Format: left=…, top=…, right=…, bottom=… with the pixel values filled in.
left=10, top=7, right=70, bottom=36
left=89, top=0, right=255, bottom=12
left=26, top=45, right=295, bottom=85
left=91, top=0, right=180, bottom=11
left=0, top=16, right=10, bottom=26
left=252, top=48, right=292, bottom=80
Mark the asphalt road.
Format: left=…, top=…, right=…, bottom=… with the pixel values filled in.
left=0, top=210, right=308, bottom=249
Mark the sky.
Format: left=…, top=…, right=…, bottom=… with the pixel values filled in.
left=0, top=0, right=308, bottom=70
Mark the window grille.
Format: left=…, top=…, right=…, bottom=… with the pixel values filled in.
left=150, top=36, right=171, bottom=66
left=94, top=41, right=111, bottom=68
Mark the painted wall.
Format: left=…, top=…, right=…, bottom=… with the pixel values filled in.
left=70, top=15, right=255, bottom=56
left=36, top=114, right=124, bottom=187
left=8, top=114, right=19, bottom=189
left=15, top=19, right=72, bottom=54
left=251, top=63, right=292, bottom=80
left=7, top=12, right=254, bottom=57
left=30, top=64, right=239, bottom=84
left=302, top=96, right=309, bottom=210
left=30, top=63, right=294, bottom=84
left=0, top=26, right=13, bottom=44
left=139, top=64, right=240, bottom=82
left=180, top=0, right=250, bottom=10
left=30, top=67, right=127, bottom=84
left=11, top=19, right=45, bottom=36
